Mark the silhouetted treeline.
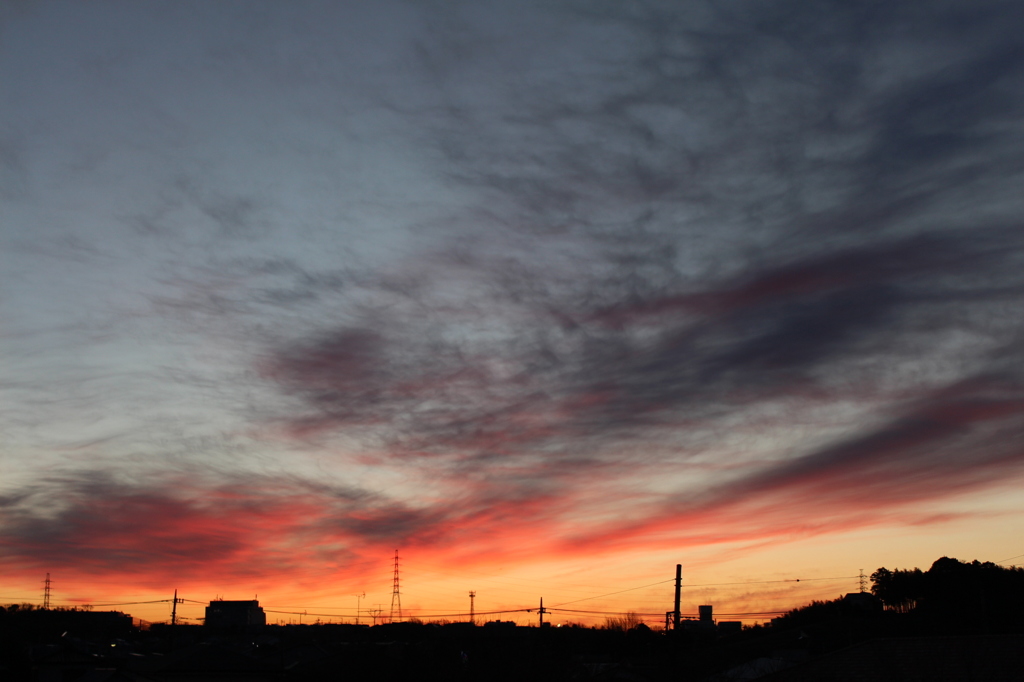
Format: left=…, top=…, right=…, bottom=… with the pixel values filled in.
left=0, top=604, right=134, bottom=640
left=871, top=556, right=1024, bottom=631
left=769, top=556, right=1024, bottom=647
left=741, top=558, right=1024, bottom=680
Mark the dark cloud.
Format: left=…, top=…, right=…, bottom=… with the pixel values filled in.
left=262, top=226, right=1024, bottom=444
left=740, top=375, right=1024, bottom=500
left=0, top=469, right=452, bottom=582
left=248, top=0, right=1024, bottom=559
left=570, top=372, right=1024, bottom=551
left=0, top=463, right=588, bottom=587
left=410, top=0, right=1024, bottom=256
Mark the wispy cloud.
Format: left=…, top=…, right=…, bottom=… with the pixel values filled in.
left=2, top=0, right=1024, bottom=595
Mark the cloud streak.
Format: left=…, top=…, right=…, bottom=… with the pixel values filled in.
left=2, top=0, right=1024, bottom=604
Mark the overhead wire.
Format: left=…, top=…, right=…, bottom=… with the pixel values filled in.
left=683, top=576, right=858, bottom=587
left=1, top=595, right=208, bottom=608
left=1, top=571, right=860, bottom=619
left=265, top=607, right=533, bottom=620
left=547, top=607, right=788, bottom=617
left=68, top=599, right=177, bottom=607
left=550, top=579, right=676, bottom=607
left=408, top=564, right=608, bottom=595
left=546, top=575, right=856, bottom=609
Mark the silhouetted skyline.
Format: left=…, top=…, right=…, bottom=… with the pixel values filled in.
left=6, top=556, right=1024, bottom=680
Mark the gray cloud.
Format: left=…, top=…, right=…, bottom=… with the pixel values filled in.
left=250, top=0, right=1024, bottom=550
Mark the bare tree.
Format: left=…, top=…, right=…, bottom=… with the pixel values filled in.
left=603, top=611, right=643, bottom=631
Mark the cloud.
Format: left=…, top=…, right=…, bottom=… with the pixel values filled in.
left=4, top=0, right=1024, bottom=592
left=0, top=460, right=603, bottom=591
left=250, top=223, right=1024, bottom=565
left=569, top=372, right=1024, bottom=552
left=134, top=0, right=1024, bottom=574
left=260, top=223, right=1024, bottom=446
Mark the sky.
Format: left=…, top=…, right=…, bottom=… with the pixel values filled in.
left=2, top=0, right=1024, bottom=627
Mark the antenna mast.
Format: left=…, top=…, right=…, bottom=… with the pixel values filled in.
left=389, top=550, right=402, bottom=623
left=469, top=591, right=476, bottom=624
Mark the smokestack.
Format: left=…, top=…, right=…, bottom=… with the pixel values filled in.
left=673, top=564, right=682, bottom=630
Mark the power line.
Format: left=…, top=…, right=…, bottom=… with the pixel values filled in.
left=549, top=608, right=676, bottom=617
left=262, top=605, right=354, bottom=611
left=264, top=607, right=533, bottom=620
left=0, top=569, right=860, bottom=620
left=0, top=596, right=197, bottom=605
left=551, top=579, right=675, bottom=607
left=1, top=595, right=208, bottom=608
left=683, top=576, right=858, bottom=587
left=3, top=596, right=793, bottom=622
left=548, top=575, right=856, bottom=609
left=546, top=607, right=791, bottom=617
left=179, top=574, right=858, bottom=618
left=407, top=562, right=633, bottom=594
left=411, top=608, right=533, bottom=619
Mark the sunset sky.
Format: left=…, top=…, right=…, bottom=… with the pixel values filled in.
left=3, top=0, right=1024, bottom=627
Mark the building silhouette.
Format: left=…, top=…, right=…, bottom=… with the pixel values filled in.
left=204, top=600, right=266, bottom=629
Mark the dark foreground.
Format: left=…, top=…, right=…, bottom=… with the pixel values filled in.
left=2, top=609, right=1024, bottom=682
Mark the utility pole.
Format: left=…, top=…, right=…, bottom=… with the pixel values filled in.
left=43, top=573, right=51, bottom=609
left=354, top=593, right=365, bottom=625
left=673, top=564, right=682, bottom=631
left=538, top=597, right=546, bottom=627
left=390, top=550, right=403, bottom=623
left=469, top=591, right=476, bottom=624
left=171, top=589, right=183, bottom=625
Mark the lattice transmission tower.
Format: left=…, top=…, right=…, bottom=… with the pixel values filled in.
left=43, top=573, right=51, bottom=609
left=390, top=550, right=402, bottom=623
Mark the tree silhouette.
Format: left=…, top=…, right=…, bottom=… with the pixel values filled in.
left=871, top=556, right=1024, bottom=629
left=870, top=566, right=925, bottom=612
left=602, top=611, right=644, bottom=631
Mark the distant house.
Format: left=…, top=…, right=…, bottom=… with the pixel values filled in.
left=841, top=592, right=883, bottom=612
left=204, top=600, right=266, bottom=629
left=718, top=621, right=743, bottom=635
